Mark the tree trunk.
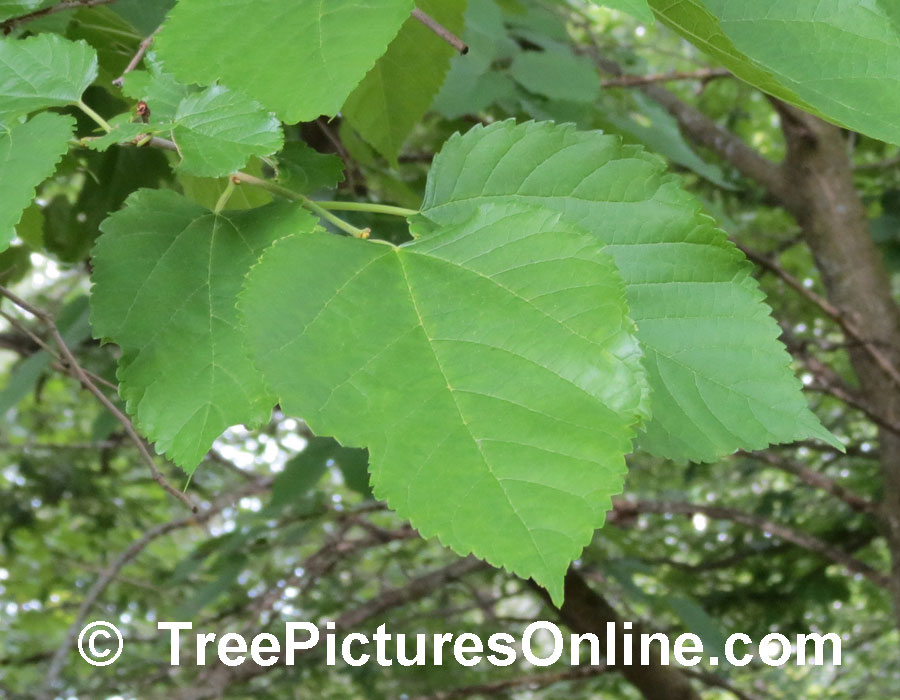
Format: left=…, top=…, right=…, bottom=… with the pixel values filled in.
left=777, top=105, right=900, bottom=630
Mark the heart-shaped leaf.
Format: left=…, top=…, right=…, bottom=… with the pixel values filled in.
left=240, top=204, right=648, bottom=603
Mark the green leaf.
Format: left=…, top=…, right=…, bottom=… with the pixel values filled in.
left=155, top=0, right=416, bottom=124
left=240, top=203, right=648, bottom=603
left=90, top=190, right=317, bottom=470
left=598, top=0, right=655, bottom=24
left=335, top=448, right=371, bottom=498
left=342, top=0, right=466, bottom=163
left=0, top=34, right=97, bottom=122
left=509, top=49, right=602, bottom=103
left=0, top=244, right=30, bottom=285
left=420, top=120, right=841, bottom=461
left=0, top=113, right=73, bottom=254
left=651, top=0, right=900, bottom=145
left=275, top=142, right=345, bottom=195
left=171, top=85, right=283, bottom=178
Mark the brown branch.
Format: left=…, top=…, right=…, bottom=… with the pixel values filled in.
left=408, top=666, right=609, bottom=700
left=617, top=499, right=889, bottom=588
left=112, top=27, right=159, bottom=87
left=0, top=285, right=197, bottom=513
left=747, top=449, right=875, bottom=515
left=40, top=478, right=271, bottom=699
left=0, top=307, right=119, bottom=392
left=0, top=0, right=116, bottom=34
left=412, top=8, right=468, bottom=54
left=602, top=68, right=730, bottom=88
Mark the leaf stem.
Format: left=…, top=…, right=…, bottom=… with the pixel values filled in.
left=232, top=171, right=370, bottom=238
left=214, top=177, right=237, bottom=213
left=77, top=100, right=113, bottom=133
left=315, top=201, right=419, bottom=218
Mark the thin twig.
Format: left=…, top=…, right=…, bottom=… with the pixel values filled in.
left=0, top=286, right=197, bottom=513
left=0, top=0, right=116, bottom=34
left=412, top=8, right=468, bottom=54
left=602, top=68, right=730, bottom=88
left=0, top=307, right=119, bottom=391
left=112, top=27, right=160, bottom=87
left=747, top=449, right=875, bottom=515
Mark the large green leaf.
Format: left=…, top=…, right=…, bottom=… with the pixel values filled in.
left=342, top=0, right=466, bottom=163
left=0, top=34, right=97, bottom=122
left=240, top=204, right=648, bottom=603
left=155, top=0, right=415, bottom=124
left=90, top=190, right=316, bottom=469
left=0, top=113, right=73, bottom=253
left=651, top=0, right=900, bottom=145
left=421, top=120, right=840, bottom=462
left=172, top=85, right=283, bottom=177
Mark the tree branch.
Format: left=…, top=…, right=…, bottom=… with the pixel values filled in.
left=411, top=8, right=467, bottom=54
left=112, top=27, right=159, bottom=87
left=602, top=68, right=730, bottom=88
left=0, top=285, right=197, bottom=513
left=747, top=449, right=875, bottom=515
left=617, top=499, right=889, bottom=588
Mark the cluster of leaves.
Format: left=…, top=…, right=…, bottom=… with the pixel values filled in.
left=6, top=0, right=900, bottom=602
